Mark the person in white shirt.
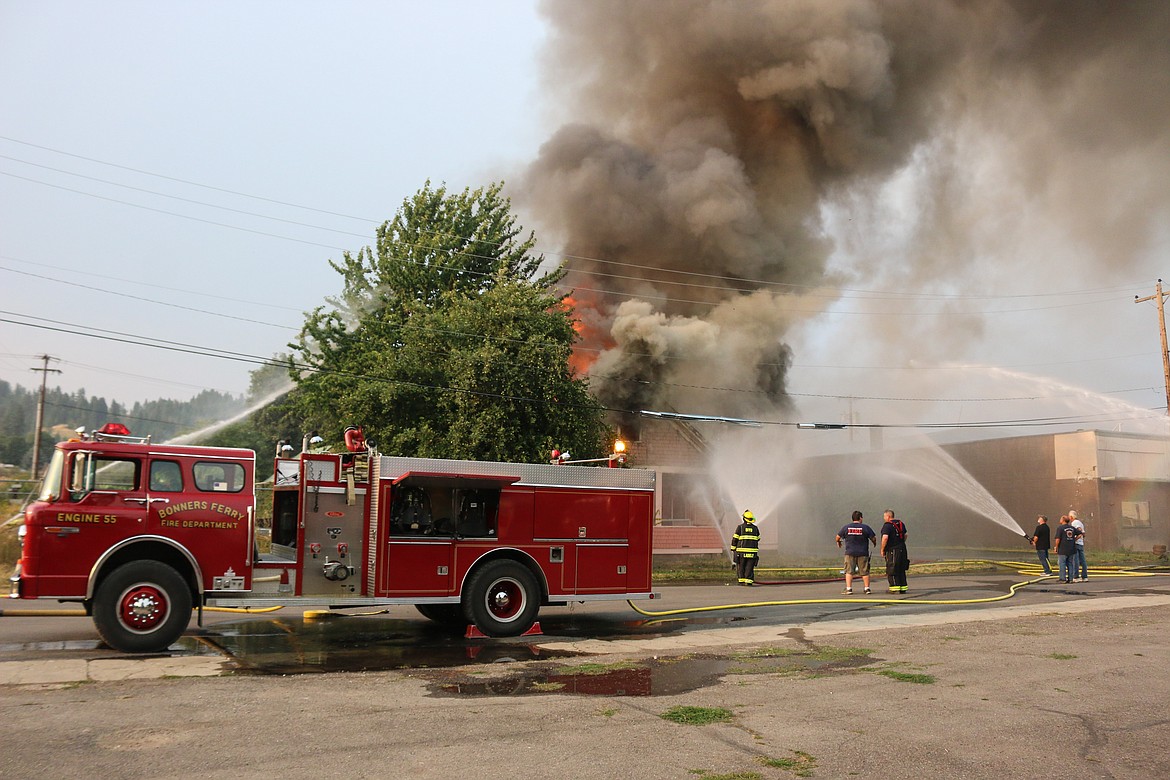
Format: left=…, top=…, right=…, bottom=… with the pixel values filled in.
left=1069, top=510, right=1087, bottom=582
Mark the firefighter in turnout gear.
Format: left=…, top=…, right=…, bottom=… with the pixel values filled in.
left=732, top=510, right=762, bottom=585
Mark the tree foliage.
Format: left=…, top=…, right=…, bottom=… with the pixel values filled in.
left=290, top=182, right=609, bottom=462
left=0, top=380, right=243, bottom=472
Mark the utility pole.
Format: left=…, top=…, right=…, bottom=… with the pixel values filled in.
left=29, top=354, right=62, bottom=480
left=1135, top=280, right=1170, bottom=416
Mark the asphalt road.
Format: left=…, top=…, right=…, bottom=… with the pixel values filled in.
left=3, top=572, right=1170, bottom=779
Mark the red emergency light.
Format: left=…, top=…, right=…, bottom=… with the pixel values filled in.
left=98, top=422, right=133, bottom=437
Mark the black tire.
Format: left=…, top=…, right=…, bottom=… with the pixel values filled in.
left=415, top=603, right=465, bottom=628
left=92, top=560, right=193, bottom=653
left=462, top=559, right=540, bottom=638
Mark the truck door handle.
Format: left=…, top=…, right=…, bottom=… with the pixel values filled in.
left=122, top=497, right=148, bottom=505
left=148, top=497, right=170, bottom=505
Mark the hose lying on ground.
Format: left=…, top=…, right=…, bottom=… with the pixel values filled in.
left=628, top=560, right=1168, bottom=618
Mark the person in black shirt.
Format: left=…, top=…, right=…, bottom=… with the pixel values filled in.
left=880, top=509, right=909, bottom=593
left=1031, top=515, right=1052, bottom=575
left=1053, top=515, right=1082, bottom=583
left=836, top=510, right=877, bottom=595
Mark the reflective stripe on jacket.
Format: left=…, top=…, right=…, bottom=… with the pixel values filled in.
left=731, top=522, right=761, bottom=557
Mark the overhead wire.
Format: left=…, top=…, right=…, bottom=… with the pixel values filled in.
left=0, top=256, right=1158, bottom=379
left=1, top=309, right=1163, bottom=430
left=0, top=297, right=1158, bottom=411
left=0, top=139, right=1152, bottom=310
left=1, top=161, right=1134, bottom=313
left=2, top=136, right=1163, bottom=421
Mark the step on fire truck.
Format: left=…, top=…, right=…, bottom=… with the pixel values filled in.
left=9, top=424, right=656, bottom=653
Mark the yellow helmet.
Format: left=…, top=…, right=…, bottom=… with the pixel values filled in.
left=742, top=510, right=755, bottom=522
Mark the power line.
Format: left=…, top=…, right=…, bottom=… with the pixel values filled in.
left=0, top=138, right=1152, bottom=306
left=0, top=154, right=374, bottom=240
left=1, top=309, right=1163, bottom=428
left=0, top=253, right=302, bottom=313
left=0, top=263, right=296, bottom=330
left=0, top=135, right=374, bottom=223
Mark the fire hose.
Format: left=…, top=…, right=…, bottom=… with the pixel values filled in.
left=627, top=560, right=1168, bottom=618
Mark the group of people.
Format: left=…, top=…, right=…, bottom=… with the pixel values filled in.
left=730, top=508, right=911, bottom=594
left=1030, top=511, right=1088, bottom=583
left=732, top=506, right=1089, bottom=593
left=834, top=510, right=909, bottom=595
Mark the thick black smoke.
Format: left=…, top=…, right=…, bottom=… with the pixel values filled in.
left=519, top=0, right=1170, bottom=420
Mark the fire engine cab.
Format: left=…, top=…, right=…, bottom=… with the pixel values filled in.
left=9, top=424, right=657, bottom=653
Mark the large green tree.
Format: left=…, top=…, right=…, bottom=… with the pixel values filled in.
left=289, top=182, right=609, bottom=462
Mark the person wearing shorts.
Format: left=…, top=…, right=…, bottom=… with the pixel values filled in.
left=836, top=510, right=877, bottom=595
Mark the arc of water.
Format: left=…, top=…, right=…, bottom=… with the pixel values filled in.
left=165, top=381, right=294, bottom=446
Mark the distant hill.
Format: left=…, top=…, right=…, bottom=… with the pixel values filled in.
left=0, top=380, right=245, bottom=471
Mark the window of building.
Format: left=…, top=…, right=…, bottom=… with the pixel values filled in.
left=1120, top=500, right=1151, bottom=528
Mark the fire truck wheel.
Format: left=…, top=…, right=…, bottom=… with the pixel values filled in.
left=92, top=561, right=193, bottom=653
left=462, top=559, right=540, bottom=637
left=415, top=604, right=465, bottom=628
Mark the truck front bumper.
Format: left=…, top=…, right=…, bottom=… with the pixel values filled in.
left=8, top=562, right=22, bottom=598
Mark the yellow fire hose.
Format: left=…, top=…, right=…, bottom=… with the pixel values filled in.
left=627, top=560, right=1168, bottom=618
left=3, top=561, right=1162, bottom=620
left=0, top=608, right=88, bottom=617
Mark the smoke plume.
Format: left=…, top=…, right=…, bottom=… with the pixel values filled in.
left=519, top=0, right=1170, bottom=422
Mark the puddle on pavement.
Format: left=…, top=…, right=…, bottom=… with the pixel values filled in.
left=180, top=617, right=558, bottom=674
left=422, top=645, right=877, bottom=698
left=427, top=656, right=730, bottom=697
left=181, top=612, right=692, bottom=675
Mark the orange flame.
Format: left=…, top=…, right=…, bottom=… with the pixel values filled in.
left=560, top=292, right=614, bottom=376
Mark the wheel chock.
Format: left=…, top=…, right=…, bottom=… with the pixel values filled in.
left=464, top=621, right=543, bottom=640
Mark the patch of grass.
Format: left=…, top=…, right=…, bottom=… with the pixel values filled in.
left=735, top=645, right=870, bottom=663
left=1, top=513, right=21, bottom=572
left=727, top=663, right=804, bottom=676
left=734, top=646, right=802, bottom=659
left=760, top=750, right=817, bottom=777
left=877, top=670, right=936, bottom=684
left=1048, top=653, right=1077, bottom=660
left=650, top=550, right=1167, bottom=585
left=808, top=646, right=871, bottom=662
left=661, top=705, right=735, bottom=726
left=652, top=561, right=739, bottom=584
left=596, top=707, right=617, bottom=718
left=530, top=681, right=565, bottom=692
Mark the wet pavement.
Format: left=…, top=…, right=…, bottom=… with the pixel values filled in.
left=3, top=571, right=1170, bottom=687
left=6, top=578, right=1170, bottom=780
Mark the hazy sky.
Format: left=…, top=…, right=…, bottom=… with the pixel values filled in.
left=3, top=1, right=1169, bottom=441
left=0, top=1, right=546, bottom=404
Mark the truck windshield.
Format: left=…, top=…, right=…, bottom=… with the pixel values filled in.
left=36, top=450, right=65, bottom=502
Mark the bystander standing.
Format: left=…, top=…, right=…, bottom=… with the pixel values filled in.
left=836, top=510, right=877, bottom=595
left=1054, top=515, right=1082, bottom=584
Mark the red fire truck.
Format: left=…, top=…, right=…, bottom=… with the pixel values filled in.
left=9, top=424, right=656, bottom=653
